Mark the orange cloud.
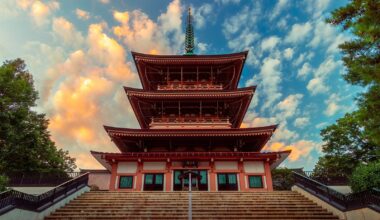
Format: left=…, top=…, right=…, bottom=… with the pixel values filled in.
left=264, top=140, right=319, bottom=161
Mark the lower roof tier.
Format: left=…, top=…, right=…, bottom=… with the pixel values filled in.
left=91, top=150, right=291, bottom=171
left=104, top=125, right=277, bottom=153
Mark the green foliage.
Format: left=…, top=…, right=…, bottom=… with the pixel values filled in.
left=271, top=168, right=295, bottom=190
left=326, top=0, right=380, bottom=87
left=0, top=175, right=8, bottom=192
left=350, top=161, right=380, bottom=192
left=315, top=112, right=378, bottom=180
left=315, top=0, right=380, bottom=181
left=0, top=59, right=76, bottom=175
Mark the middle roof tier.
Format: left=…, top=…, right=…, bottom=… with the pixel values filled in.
left=125, top=86, right=256, bottom=129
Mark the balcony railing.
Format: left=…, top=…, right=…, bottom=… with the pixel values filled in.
left=150, top=116, right=231, bottom=125
left=157, top=82, right=223, bottom=90
left=293, top=171, right=380, bottom=212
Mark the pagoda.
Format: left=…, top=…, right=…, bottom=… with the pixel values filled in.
left=91, top=8, right=290, bottom=191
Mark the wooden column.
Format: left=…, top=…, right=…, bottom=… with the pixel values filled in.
left=264, top=161, right=273, bottom=191
left=109, top=162, right=118, bottom=191
left=165, top=160, right=172, bottom=192
left=238, top=160, right=246, bottom=191
left=136, top=161, right=143, bottom=191
left=209, top=160, right=217, bottom=191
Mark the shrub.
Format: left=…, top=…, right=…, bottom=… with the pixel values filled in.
left=350, top=161, right=380, bottom=193
left=0, top=175, right=8, bottom=192
left=272, top=168, right=295, bottom=190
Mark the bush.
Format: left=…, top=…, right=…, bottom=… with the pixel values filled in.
left=0, top=175, right=8, bottom=192
left=350, top=161, right=380, bottom=193
left=272, top=168, right=295, bottom=190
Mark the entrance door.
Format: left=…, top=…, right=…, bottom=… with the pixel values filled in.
left=144, top=173, right=164, bottom=191
left=173, top=170, right=208, bottom=191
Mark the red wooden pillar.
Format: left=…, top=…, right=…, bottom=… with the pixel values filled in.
left=264, top=161, right=273, bottom=191
left=209, top=160, right=216, bottom=191
left=238, top=160, right=246, bottom=191
left=135, top=161, right=143, bottom=191
left=165, top=161, right=172, bottom=191
left=109, top=162, right=117, bottom=191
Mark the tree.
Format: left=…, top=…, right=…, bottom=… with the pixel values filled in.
left=350, top=161, right=380, bottom=192
left=271, top=168, right=295, bottom=190
left=314, top=0, right=380, bottom=182
left=314, top=112, right=378, bottom=181
left=0, top=59, right=76, bottom=175
left=326, top=0, right=380, bottom=145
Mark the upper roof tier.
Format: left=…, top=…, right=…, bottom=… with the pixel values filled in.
left=132, top=51, right=248, bottom=91
left=103, top=125, right=277, bottom=153
left=125, top=86, right=255, bottom=129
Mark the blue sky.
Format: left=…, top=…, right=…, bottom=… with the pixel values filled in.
left=0, top=0, right=359, bottom=170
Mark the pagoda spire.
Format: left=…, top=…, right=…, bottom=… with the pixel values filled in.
left=184, top=7, right=195, bottom=55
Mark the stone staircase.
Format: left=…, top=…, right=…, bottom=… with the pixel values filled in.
left=45, top=191, right=340, bottom=219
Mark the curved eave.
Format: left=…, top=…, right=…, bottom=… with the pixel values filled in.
left=104, top=125, right=277, bottom=137
left=131, top=51, right=248, bottom=90
left=124, top=86, right=256, bottom=99
left=91, top=150, right=290, bottom=165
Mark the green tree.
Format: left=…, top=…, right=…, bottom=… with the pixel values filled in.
left=0, top=59, right=76, bottom=176
left=314, top=0, right=380, bottom=183
left=326, top=0, right=380, bottom=145
left=271, top=168, right=295, bottom=190
left=350, top=161, right=380, bottom=192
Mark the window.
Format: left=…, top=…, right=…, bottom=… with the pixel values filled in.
left=119, top=176, right=133, bottom=189
left=248, top=175, right=263, bottom=188
left=217, top=173, right=238, bottom=191
left=144, top=173, right=164, bottom=191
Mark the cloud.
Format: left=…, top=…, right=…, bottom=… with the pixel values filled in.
left=215, top=0, right=240, bottom=4
left=193, top=3, right=213, bottom=29
left=261, top=36, right=280, bottom=52
left=247, top=57, right=282, bottom=110
left=324, top=93, right=341, bottom=116
left=112, top=0, right=183, bottom=54
left=276, top=94, right=303, bottom=119
left=305, top=0, right=331, bottom=18
left=270, top=0, right=289, bottom=21
left=294, top=117, right=310, bottom=128
left=285, top=22, right=312, bottom=44
left=52, top=17, right=84, bottom=48
left=283, top=48, right=294, bottom=60
left=99, top=0, right=110, bottom=4
left=307, top=56, right=340, bottom=95
left=76, top=8, right=90, bottom=20
left=197, top=42, right=208, bottom=53
left=264, top=140, right=320, bottom=162
left=297, top=62, right=312, bottom=79
left=17, top=0, right=59, bottom=26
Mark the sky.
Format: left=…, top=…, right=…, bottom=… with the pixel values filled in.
left=0, top=0, right=360, bottom=170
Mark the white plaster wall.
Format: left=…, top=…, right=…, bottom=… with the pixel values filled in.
left=244, top=161, right=264, bottom=173
left=143, top=162, right=166, bottom=170
left=214, top=161, right=238, bottom=170
left=88, top=173, right=110, bottom=190
left=328, top=185, right=352, bottom=194
left=117, top=162, right=137, bottom=173
left=1, top=186, right=90, bottom=220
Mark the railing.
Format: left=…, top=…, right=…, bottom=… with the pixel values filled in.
left=7, top=172, right=83, bottom=187
left=157, top=82, right=223, bottom=90
left=302, top=171, right=348, bottom=185
left=0, top=172, right=89, bottom=215
left=293, top=171, right=380, bottom=212
left=151, top=116, right=231, bottom=124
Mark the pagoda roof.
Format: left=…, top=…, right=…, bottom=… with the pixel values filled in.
left=91, top=150, right=291, bottom=171
left=132, top=51, right=248, bottom=90
left=103, top=125, right=277, bottom=153
left=125, top=86, right=255, bottom=129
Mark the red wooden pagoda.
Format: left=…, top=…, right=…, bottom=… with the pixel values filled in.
left=91, top=8, right=290, bottom=191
